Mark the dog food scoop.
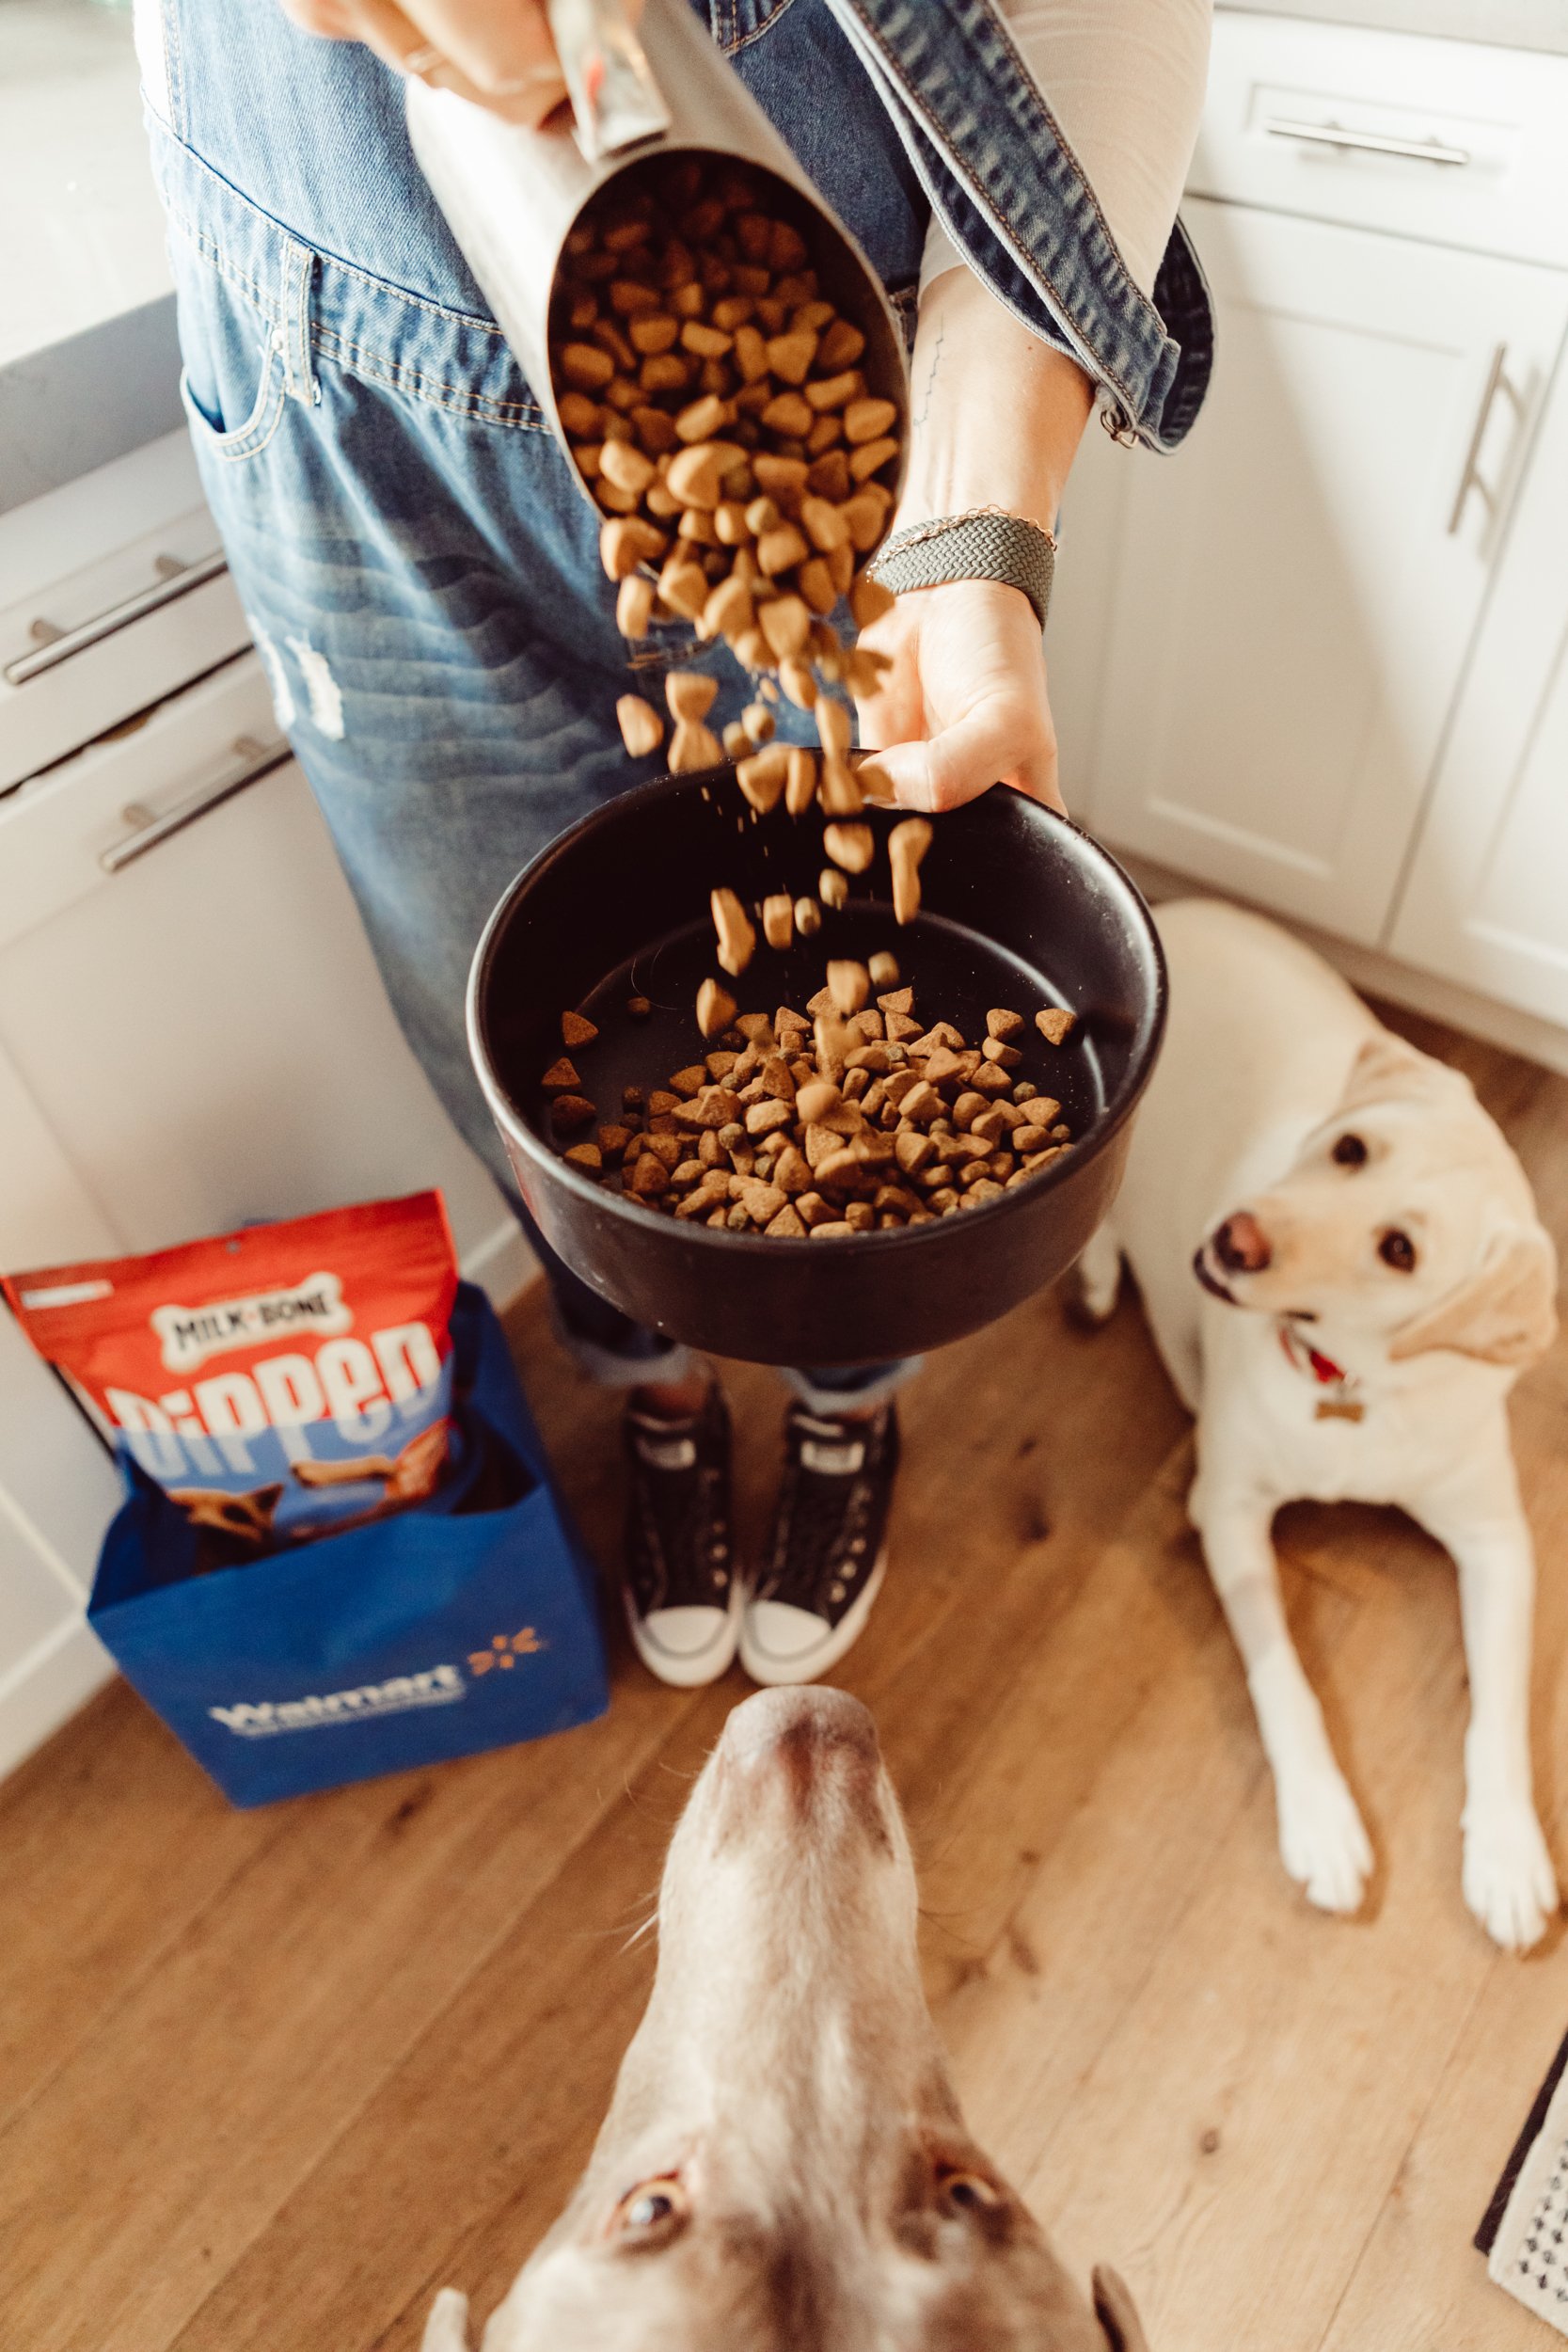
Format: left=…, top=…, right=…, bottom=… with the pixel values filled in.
left=405, top=0, right=908, bottom=509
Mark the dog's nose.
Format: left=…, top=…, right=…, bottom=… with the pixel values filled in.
left=1212, top=1211, right=1272, bottom=1274
left=722, top=1686, right=879, bottom=1765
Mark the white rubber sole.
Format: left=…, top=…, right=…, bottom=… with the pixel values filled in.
left=738, top=1547, right=888, bottom=1687
left=624, top=1581, right=743, bottom=1689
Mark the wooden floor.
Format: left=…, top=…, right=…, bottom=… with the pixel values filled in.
left=5, top=1002, right=1568, bottom=2352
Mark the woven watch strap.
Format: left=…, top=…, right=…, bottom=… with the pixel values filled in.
left=866, top=509, right=1056, bottom=631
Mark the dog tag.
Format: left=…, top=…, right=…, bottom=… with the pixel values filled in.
left=1315, top=1397, right=1365, bottom=1422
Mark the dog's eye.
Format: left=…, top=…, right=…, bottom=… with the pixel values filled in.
left=1332, top=1134, right=1368, bottom=1168
left=611, top=2177, right=689, bottom=2242
left=939, top=2169, right=1004, bottom=2215
left=1379, top=1230, right=1418, bottom=1273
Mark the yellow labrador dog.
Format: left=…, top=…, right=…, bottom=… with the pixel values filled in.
left=422, top=1688, right=1148, bottom=2350
left=1079, top=899, right=1559, bottom=1950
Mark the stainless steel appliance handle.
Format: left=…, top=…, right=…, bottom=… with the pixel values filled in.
left=1448, top=342, right=1528, bottom=536
left=100, top=734, right=291, bottom=874
left=5, top=551, right=230, bottom=688
left=1262, top=117, right=1472, bottom=168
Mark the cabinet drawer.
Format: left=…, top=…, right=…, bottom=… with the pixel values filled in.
left=0, top=429, right=249, bottom=793
left=1196, top=13, right=1568, bottom=270
left=0, top=646, right=510, bottom=1265
left=0, top=648, right=287, bottom=952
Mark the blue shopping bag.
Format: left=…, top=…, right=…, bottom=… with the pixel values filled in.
left=88, top=1284, right=609, bottom=1805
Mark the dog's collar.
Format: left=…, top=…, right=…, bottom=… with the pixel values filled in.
left=1277, top=1321, right=1366, bottom=1422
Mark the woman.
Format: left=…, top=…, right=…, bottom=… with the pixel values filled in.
left=134, top=0, right=1212, bottom=1686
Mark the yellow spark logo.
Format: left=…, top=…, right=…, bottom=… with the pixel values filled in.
left=467, top=1629, right=545, bottom=1676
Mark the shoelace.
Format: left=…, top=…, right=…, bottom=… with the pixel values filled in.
left=627, top=1420, right=730, bottom=1613
left=761, top=1421, right=876, bottom=1609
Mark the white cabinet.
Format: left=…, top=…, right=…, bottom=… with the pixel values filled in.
left=1064, top=199, right=1568, bottom=945
left=0, top=653, right=512, bottom=1264
left=1388, top=344, right=1568, bottom=1026
left=1051, top=10, right=1568, bottom=1041
left=0, top=645, right=529, bottom=1775
left=0, top=430, right=248, bottom=792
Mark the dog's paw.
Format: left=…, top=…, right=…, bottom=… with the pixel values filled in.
left=1277, top=1771, right=1373, bottom=1915
left=1464, top=1804, right=1560, bottom=1952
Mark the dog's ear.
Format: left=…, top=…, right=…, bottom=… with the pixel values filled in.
left=1389, top=1223, right=1559, bottom=1368
left=1338, top=1031, right=1458, bottom=1114
left=420, top=2288, right=472, bottom=2352
left=1092, top=2265, right=1151, bottom=2352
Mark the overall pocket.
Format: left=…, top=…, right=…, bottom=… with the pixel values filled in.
left=171, top=234, right=288, bottom=464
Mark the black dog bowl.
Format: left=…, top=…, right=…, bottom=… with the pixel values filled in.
left=468, top=771, right=1165, bottom=1367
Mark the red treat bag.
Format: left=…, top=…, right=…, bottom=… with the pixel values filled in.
left=3, top=1193, right=460, bottom=1550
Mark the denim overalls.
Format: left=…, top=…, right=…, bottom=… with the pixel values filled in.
left=133, top=0, right=1211, bottom=1397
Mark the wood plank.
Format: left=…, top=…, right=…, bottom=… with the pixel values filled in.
left=0, top=1011, right=1563, bottom=2352
left=1318, top=1362, right=1568, bottom=2352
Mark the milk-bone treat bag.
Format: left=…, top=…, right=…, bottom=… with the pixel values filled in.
left=3, top=1194, right=459, bottom=1552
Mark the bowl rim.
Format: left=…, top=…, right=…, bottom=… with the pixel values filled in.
left=467, top=771, right=1168, bottom=1261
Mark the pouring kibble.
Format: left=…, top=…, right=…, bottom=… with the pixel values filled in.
left=551, top=157, right=902, bottom=800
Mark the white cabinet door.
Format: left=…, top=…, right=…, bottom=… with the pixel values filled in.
left=0, top=677, right=515, bottom=1268
left=1388, top=347, right=1568, bottom=1025
left=1078, top=199, right=1568, bottom=945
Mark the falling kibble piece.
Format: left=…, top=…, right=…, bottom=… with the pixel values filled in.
left=888, top=817, right=933, bottom=924
left=823, top=822, right=874, bottom=874
left=670, top=719, right=723, bottom=772
left=736, top=742, right=791, bottom=814
left=784, top=746, right=817, bottom=817
left=540, top=1057, right=580, bottom=1092
left=819, top=866, right=848, bottom=910
left=600, top=516, right=667, bottom=580
left=627, top=995, right=652, bottom=1019
left=868, top=951, right=899, bottom=991
left=828, top=961, right=870, bottom=1016
left=666, top=671, right=720, bottom=723
left=617, top=694, right=664, bottom=758
left=562, top=1010, right=599, bottom=1049
left=616, top=574, right=656, bottom=638
left=795, top=897, right=822, bottom=936
left=711, top=887, right=757, bottom=977
left=849, top=575, right=895, bottom=629
left=819, top=757, right=864, bottom=818
left=1036, top=1006, right=1078, bottom=1044
left=762, top=894, right=795, bottom=950
left=697, top=978, right=737, bottom=1038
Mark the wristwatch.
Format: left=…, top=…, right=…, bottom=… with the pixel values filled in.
left=866, top=508, right=1056, bottom=633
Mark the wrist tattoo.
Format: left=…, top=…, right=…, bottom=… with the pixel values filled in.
left=912, top=321, right=944, bottom=430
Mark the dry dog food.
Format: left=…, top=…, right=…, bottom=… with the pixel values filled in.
left=2, top=1194, right=461, bottom=1546
left=546, top=991, right=1073, bottom=1236
left=550, top=157, right=903, bottom=819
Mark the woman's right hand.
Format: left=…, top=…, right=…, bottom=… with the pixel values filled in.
left=277, top=0, right=569, bottom=123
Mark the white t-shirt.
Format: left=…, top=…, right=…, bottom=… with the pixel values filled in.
left=921, top=0, right=1212, bottom=301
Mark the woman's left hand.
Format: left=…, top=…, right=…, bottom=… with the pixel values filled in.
left=851, top=576, right=1064, bottom=815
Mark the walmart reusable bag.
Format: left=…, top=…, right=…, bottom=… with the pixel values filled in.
left=84, top=1282, right=608, bottom=1805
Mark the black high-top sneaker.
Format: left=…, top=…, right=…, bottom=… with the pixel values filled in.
left=740, top=1402, right=899, bottom=1686
left=622, top=1386, right=740, bottom=1688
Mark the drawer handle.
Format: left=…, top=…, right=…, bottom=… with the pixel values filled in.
left=100, top=734, right=291, bottom=873
left=4, top=550, right=230, bottom=688
left=1448, top=343, right=1528, bottom=537
left=1262, top=117, right=1472, bottom=168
